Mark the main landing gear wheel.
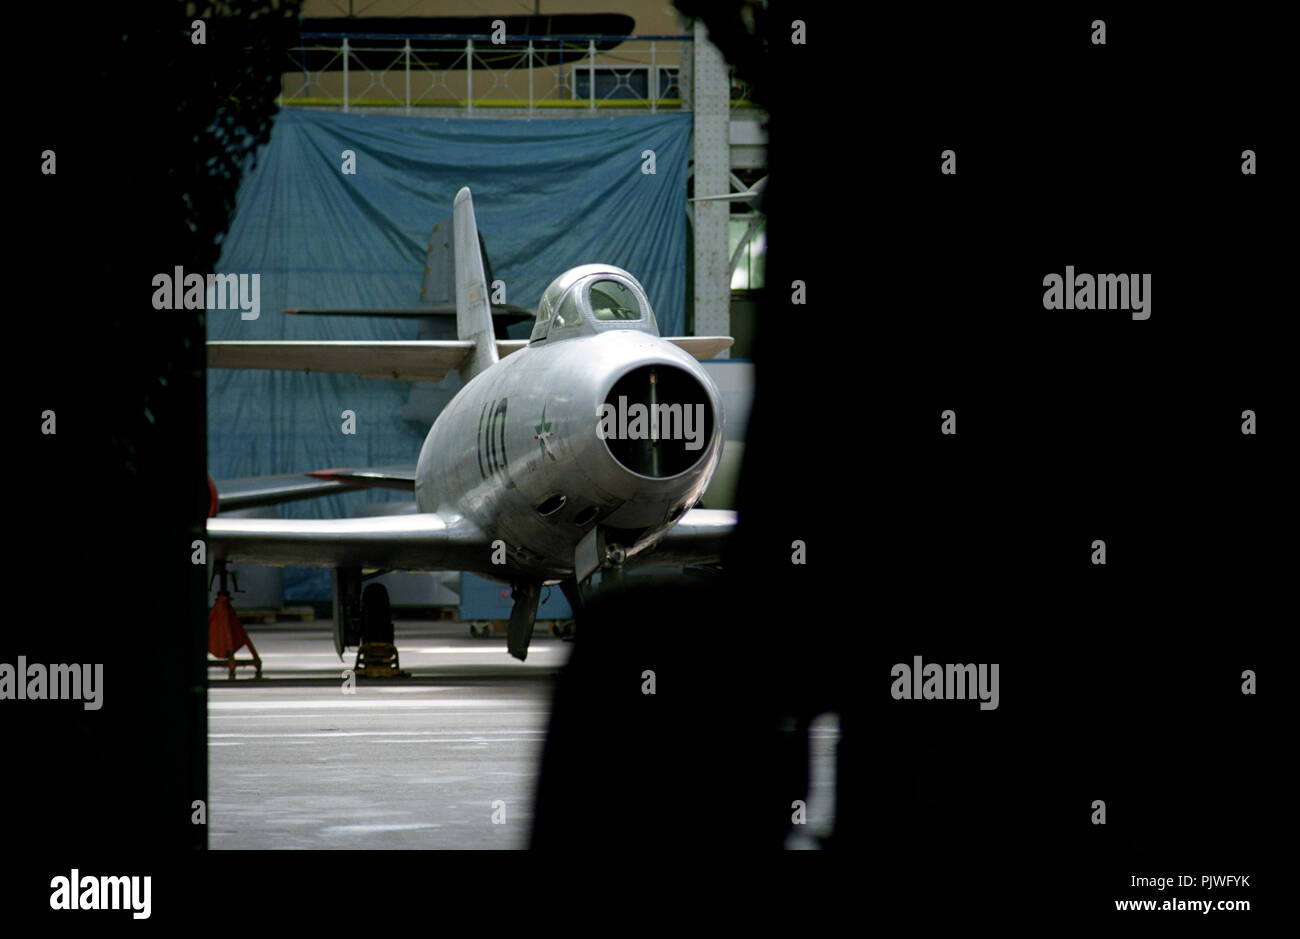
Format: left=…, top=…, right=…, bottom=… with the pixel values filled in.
left=361, top=582, right=395, bottom=644
left=352, top=582, right=408, bottom=677
left=550, top=620, right=576, bottom=639
left=468, top=621, right=492, bottom=638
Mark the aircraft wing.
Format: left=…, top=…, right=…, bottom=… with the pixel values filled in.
left=208, top=507, right=734, bottom=574
left=207, top=337, right=733, bottom=382
left=628, top=509, right=737, bottom=568
left=207, top=512, right=491, bottom=572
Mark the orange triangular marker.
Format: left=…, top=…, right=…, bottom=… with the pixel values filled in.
left=208, top=592, right=256, bottom=659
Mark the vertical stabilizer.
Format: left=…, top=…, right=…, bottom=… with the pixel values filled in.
left=453, top=187, right=499, bottom=381
left=423, top=219, right=494, bottom=309
left=420, top=220, right=454, bottom=307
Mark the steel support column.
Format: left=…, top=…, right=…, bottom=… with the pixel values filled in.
left=690, top=20, right=730, bottom=353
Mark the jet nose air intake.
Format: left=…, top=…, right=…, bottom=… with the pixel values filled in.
left=597, top=364, right=716, bottom=478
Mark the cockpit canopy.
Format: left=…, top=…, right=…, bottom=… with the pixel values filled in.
left=529, top=264, right=659, bottom=343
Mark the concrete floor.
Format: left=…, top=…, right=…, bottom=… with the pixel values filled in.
left=208, top=619, right=838, bottom=849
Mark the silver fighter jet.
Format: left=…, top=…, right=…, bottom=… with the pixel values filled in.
left=207, top=188, right=736, bottom=661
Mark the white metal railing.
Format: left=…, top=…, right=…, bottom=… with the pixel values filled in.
left=278, top=33, right=757, bottom=115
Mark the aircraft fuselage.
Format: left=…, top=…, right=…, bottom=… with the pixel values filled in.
left=415, top=328, right=724, bottom=582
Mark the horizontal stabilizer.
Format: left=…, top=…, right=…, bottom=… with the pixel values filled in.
left=491, top=337, right=732, bottom=359
left=665, top=337, right=733, bottom=359
left=285, top=304, right=533, bottom=319
left=208, top=336, right=734, bottom=382
left=285, top=305, right=533, bottom=340
left=209, top=340, right=474, bottom=382
left=213, top=473, right=364, bottom=513
left=306, top=465, right=416, bottom=492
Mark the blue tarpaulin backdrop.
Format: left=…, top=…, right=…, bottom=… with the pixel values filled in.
left=208, top=108, right=692, bottom=600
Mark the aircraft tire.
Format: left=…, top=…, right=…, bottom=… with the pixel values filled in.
left=361, top=582, right=395, bottom=644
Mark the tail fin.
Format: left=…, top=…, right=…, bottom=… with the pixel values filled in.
left=425, top=219, right=496, bottom=308
left=420, top=219, right=454, bottom=307
left=453, top=187, right=499, bottom=381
